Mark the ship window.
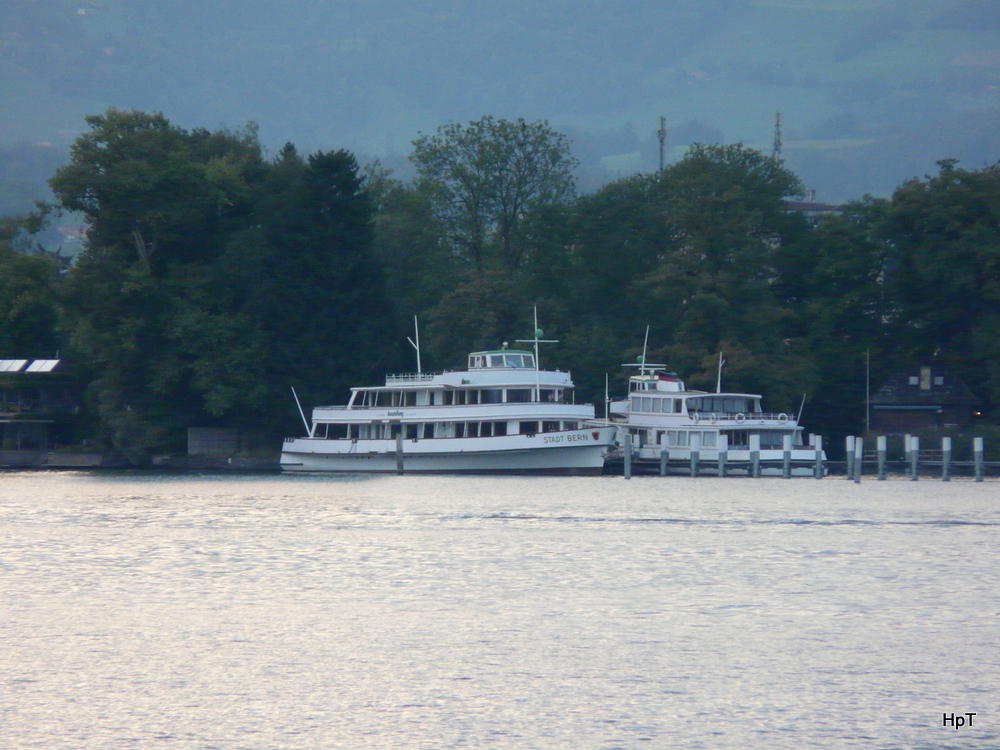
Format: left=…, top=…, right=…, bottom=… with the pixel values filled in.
left=676, top=431, right=688, bottom=447
left=349, top=424, right=360, bottom=439
left=519, top=421, right=539, bottom=435
left=481, top=422, right=493, bottom=437
left=443, top=391, right=453, bottom=405
left=390, top=423, right=402, bottom=438
left=481, top=388, right=503, bottom=404
left=406, top=424, right=418, bottom=439
left=563, top=421, right=579, bottom=431
left=490, top=355, right=504, bottom=367
left=759, top=431, right=786, bottom=448
left=493, top=421, right=508, bottom=436
left=505, top=354, right=523, bottom=368
left=523, top=355, right=534, bottom=368
left=455, top=423, right=465, bottom=438
left=466, top=390, right=479, bottom=404
left=403, top=391, right=416, bottom=406
left=702, top=432, right=717, bottom=447
left=542, top=421, right=559, bottom=433
left=652, top=399, right=663, bottom=413
left=540, top=389, right=557, bottom=402
left=506, top=388, right=532, bottom=403
left=467, top=422, right=480, bottom=437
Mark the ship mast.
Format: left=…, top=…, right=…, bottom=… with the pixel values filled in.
left=516, top=306, right=557, bottom=401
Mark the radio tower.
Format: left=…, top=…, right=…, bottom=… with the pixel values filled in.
left=657, top=116, right=667, bottom=174
left=772, top=111, right=783, bottom=163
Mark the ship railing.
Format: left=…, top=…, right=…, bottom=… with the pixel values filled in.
left=385, top=372, right=439, bottom=383
left=690, top=411, right=796, bottom=423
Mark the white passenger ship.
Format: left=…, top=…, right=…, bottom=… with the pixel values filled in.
left=281, top=334, right=616, bottom=474
left=607, top=361, right=826, bottom=475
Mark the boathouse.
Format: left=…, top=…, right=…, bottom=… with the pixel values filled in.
left=869, top=366, right=981, bottom=434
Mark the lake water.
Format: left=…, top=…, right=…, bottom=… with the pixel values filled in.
left=1, top=471, right=997, bottom=749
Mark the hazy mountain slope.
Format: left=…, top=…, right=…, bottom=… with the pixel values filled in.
left=1, top=0, right=998, bottom=211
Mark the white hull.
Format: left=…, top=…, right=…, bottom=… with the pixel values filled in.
left=281, top=427, right=616, bottom=475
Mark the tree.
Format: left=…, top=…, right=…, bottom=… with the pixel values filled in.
left=0, top=216, right=62, bottom=358
left=881, top=159, right=1000, bottom=411
left=49, top=109, right=399, bottom=459
left=556, top=144, right=816, bottom=408
left=410, top=116, right=578, bottom=273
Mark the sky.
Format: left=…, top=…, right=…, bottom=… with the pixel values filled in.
left=2, top=0, right=1000, bottom=208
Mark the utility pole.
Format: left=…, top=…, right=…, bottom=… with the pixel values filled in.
left=657, top=116, right=667, bottom=173
left=772, top=111, right=782, bottom=163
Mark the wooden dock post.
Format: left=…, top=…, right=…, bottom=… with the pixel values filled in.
left=904, top=434, right=912, bottom=472
left=942, top=437, right=952, bottom=482
left=690, top=433, right=701, bottom=477
left=974, top=437, right=984, bottom=482
left=782, top=434, right=792, bottom=479
left=750, top=434, right=760, bottom=478
left=814, top=435, right=823, bottom=480
left=845, top=436, right=855, bottom=480
left=910, top=436, right=919, bottom=481
left=718, top=434, right=728, bottom=478
left=396, top=432, right=404, bottom=475
left=853, top=437, right=863, bottom=483
left=624, top=432, right=632, bottom=479
left=877, top=435, right=887, bottom=481
left=659, top=435, right=668, bottom=477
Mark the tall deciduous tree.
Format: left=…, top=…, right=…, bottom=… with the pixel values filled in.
left=411, top=116, right=577, bottom=273
left=882, top=159, right=1000, bottom=410
left=50, top=109, right=399, bottom=460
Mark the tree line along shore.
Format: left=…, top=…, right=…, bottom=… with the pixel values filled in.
left=1, top=109, right=997, bottom=463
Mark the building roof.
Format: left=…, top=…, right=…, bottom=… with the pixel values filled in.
left=870, top=366, right=980, bottom=407
left=0, top=359, right=61, bottom=374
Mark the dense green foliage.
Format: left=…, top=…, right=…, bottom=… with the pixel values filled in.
left=1, top=108, right=996, bottom=460
left=45, top=110, right=397, bottom=460
left=0, top=215, right=63, bottom=358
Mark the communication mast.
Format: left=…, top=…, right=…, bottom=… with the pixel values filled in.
left=657, top=116, right=667, bottom=173
left=772, top=111, right=783, bottom=163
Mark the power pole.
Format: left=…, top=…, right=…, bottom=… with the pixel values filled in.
left=772, top=111, right=782, bottom=163
left=657, top=116, right=667, bottom=173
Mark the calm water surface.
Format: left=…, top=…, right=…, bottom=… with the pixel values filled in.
left=1, top=472, right=997, bottom=749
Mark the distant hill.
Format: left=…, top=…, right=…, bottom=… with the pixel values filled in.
left=2, top=0, right=999, bottom=208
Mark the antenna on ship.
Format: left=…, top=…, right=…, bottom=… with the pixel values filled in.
left=621, top=325, right=666, bottom=375
left=406, top=315, right=422, bottom=374
left=605, top=372, right=610, bottom=422
left=716, top=351, right=726, bottom=393
left=516, top=306, right=558, bottom=400
left=640, top=325, right=650, bottom=376
left=290, top=386, right=311, bottom=436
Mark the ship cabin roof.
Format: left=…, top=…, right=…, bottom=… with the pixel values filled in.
left=628, top=371, right=686, bottom=393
